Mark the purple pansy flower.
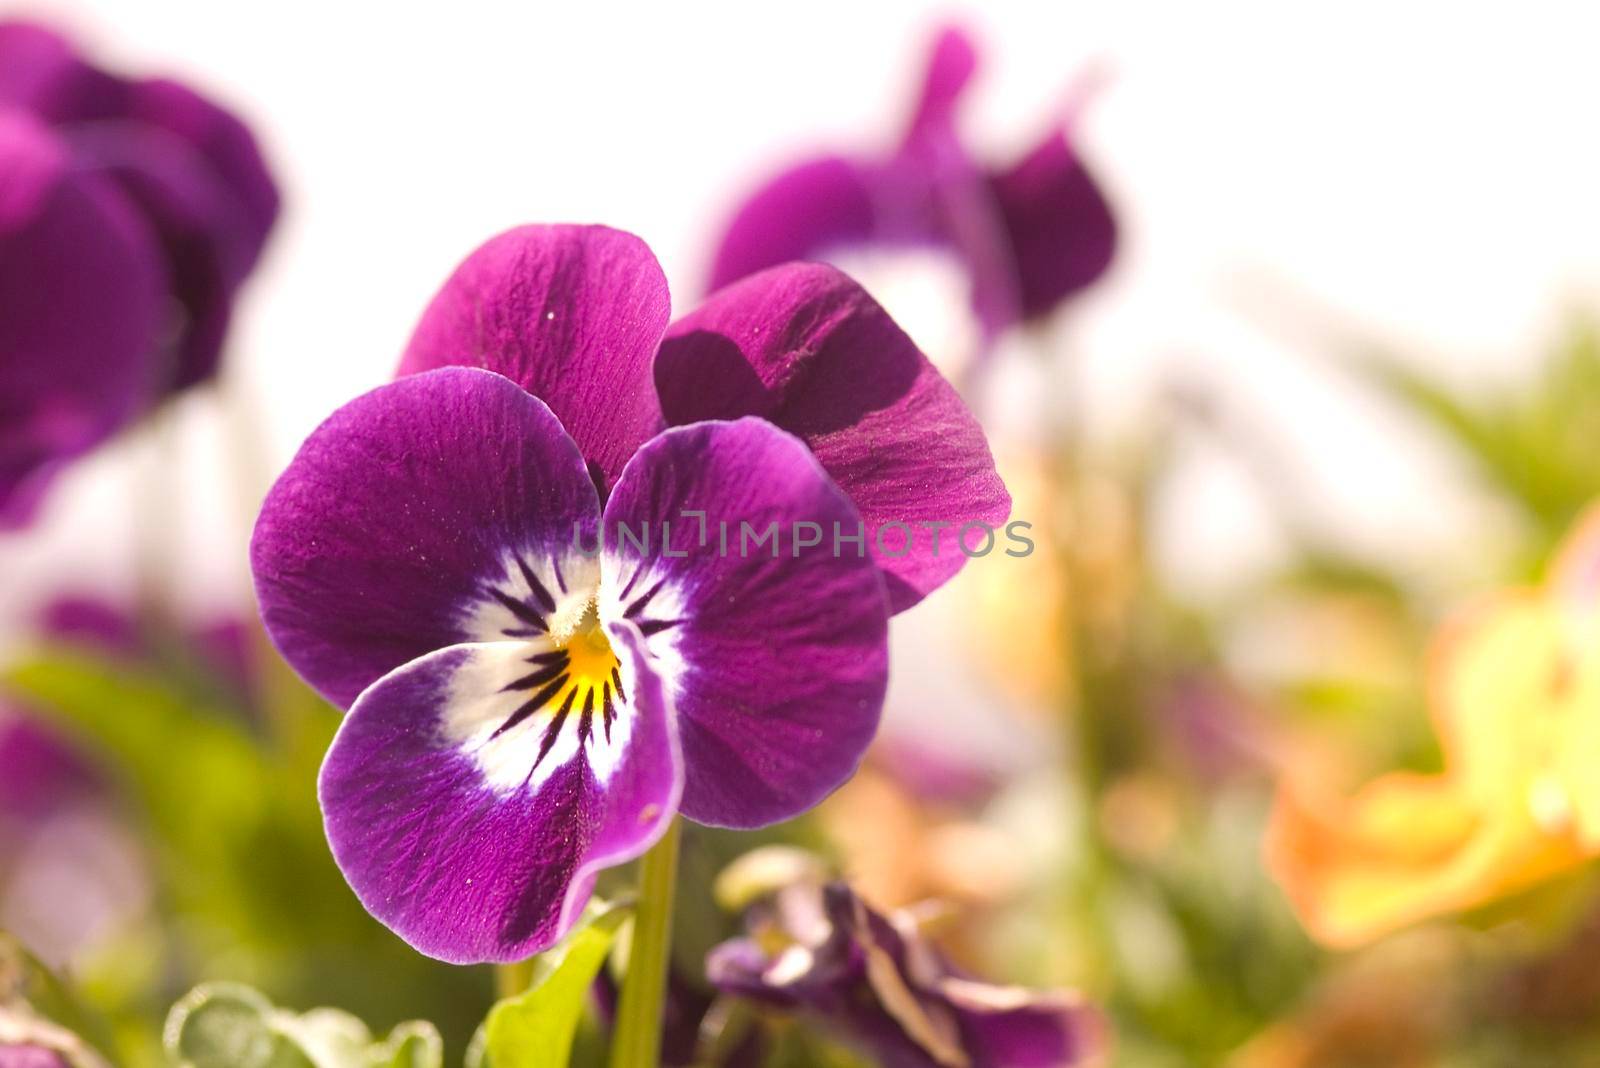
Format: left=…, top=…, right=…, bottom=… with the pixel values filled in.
left=254, top=232, right=1010, bottom=970
left=253, top=225, right=1006, bottom=964
left=399, top=224, right=1008, bottom=612
left=707, top=25, right=1115, bottom=359
left=0, top=20, right=278, bottom=526
left=709, top=882, right=1108, bottom=1068
left=255, top=371, right=885, bottom=965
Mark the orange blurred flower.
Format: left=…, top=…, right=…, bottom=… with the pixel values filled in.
left=1267, top=506, right=1600, bottom=948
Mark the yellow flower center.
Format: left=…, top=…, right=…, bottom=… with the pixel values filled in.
left=555, top=612, right=621, bottom=711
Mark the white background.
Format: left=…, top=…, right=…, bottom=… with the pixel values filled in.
left=4, top=0, right=1600, bottom=634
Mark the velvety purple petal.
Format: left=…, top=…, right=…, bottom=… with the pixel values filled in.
left=988, top=127, right=1116, bottom=320
left=251, top=368, right=601, bottom=708
left=399, top=225, right=670, bottom=491
left=600, top=418, right=888, bottom=828
left=320, top=627, right=679, bottom=963
left=706, top=156, right=877, bottom=293
left=657, top=263, right=1009, bottom=612
left=0, top=109, right=163, bottom=528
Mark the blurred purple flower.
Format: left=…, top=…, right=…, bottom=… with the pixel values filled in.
left=709, top=882, right=1108, bottom=1068
left=873, top=736, right=1004, bottom=810
left=1158, top=671, right=1280, bottom=786
left=0, top=1047, right=71, bottom=1068
left=0, top=20, right=279, bottom=527
left=37, top=593, right=258, bottom=707
left=0, top=709, right=147, bottom=972
left=592, top=966, right=763, bottom=1068
left=708, top=25, right=1115, bottom=357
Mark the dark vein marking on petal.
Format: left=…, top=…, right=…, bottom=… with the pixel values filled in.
left=625, top=576, right=668, bottom=619
left=601, top=683, right=616, bottom=743
left=525, top=650, right=568, bottom=666
left=516, top=556, right=557, bottom=614
left=577, top=688, right=595, bottom=747
left=610, top=667, right=626, bottom=702
left=492, top=675, right=568, bottom=739
left=488, top=587, right=548, bottom=630
left=501, top=626, right=546, bottom=638
left=501, top=661, right=566, bottom=694
left=529, top=688, right=578, bottom=775
left=617, top=566, right=646, bottom=602
left=636, top=618, right=680, bottom=638
left=551, top=555, right=567, bottom=594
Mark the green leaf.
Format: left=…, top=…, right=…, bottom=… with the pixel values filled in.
left=1350, top=317, right=1600, bottom=537
left=164, top=983, right=441, bottom=1068
left=165, top=984, right=313, bottom=1068
left=482, top=902, right=633, bottom=1068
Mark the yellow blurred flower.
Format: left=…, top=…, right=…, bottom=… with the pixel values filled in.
left=1266, top=505, right=1600, bottom=948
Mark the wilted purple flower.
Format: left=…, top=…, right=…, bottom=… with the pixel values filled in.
left=251, top=224, right=1006, bottom=963
left=0, top=20, right=278, bottom=526
left=709, top=882, right=1108, bottom=1068
left=708, top=25, right=1115, bottom=356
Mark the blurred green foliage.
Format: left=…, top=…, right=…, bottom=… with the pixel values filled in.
left=3, top=649, right=488, bottom=1066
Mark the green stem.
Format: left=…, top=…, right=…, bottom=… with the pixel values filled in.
left=494, top=957, right=537, bottom=1000
left=608, top=819, right=682, bottom=1068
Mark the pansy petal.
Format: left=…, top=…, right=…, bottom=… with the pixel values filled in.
left=942, top=979, right=1108, bottom=1068
left=0, top=109, right=163, bottom=527
left=987, top=127, right=1116, bottom=320
left=68, top=121, right=241, bottom=391
left=399, top=225, right=670, bottom=490
left=320, top=627, right=678, bottom=963
left=706, top=156, right=877, bottom=293
left=0, top=21, right=122, bottom=121
left=600, top=418, right=889, bottom=828
left=124, top=78, right=279, bottom=277
left=251, top=368, right=600, bottom=708
left=0, top=21, right=277, bottom=287
left=903, top=26, right=979, bottom=143
left=657, top=263, right=1009, bottom=612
